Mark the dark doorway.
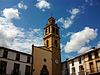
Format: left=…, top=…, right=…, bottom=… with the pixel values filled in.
left=40, top=65, right=49, bottom=75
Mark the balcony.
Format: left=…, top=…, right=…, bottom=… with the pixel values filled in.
left=86, top=67, right=100, bottom=75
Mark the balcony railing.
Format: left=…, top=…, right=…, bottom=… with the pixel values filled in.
left=86, top=67, right=100, bottom=74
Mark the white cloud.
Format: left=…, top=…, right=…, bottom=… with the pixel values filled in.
left=70, top=8, right=80, bottom=19
left=57, top=8, right=80, bottom=29
left=0, top=17, right=23, bottom=48
left=64, top=27, right=97, bottom=53
left=0, top=8, right=43, bottom=53
left=97, top=41, right=100, bottom=48
left=60, top=43, right=64, bottom=52
left=57, top=17, right=72, bottom=29
left=70, top=8, right=80, bottom=15
left=11, top=29, right=43, bottom=53
left=33, top=28, right=40, bottom=33
left=78, top=46, right=91, bottom=53
left=66, top=32, right=74, bottom=37
left=2, top=8, right=20, bottom=20
left=35, top=0, right=50, bottom=11
left=18, top=1, right=28, bottom=10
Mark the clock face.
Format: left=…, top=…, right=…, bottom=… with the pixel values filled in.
left=55, top=59, right=59, bottom=64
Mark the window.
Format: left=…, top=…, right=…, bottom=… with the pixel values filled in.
left=95, top=51, right=98, bottom=58
left=56, top=29, right=58, bottom=34
left=0, top=61, right=7, bottom=74
left=79, top=58, right=81, bottom=64
left=3, top=50, right=8, bottom=58
left=79, top=65, right=84, bottom=71
left=52, top=27, right=55, bottom=33
left=72, top=67, right=75, bottom=73
left=12, top=63, right=20, bottom=75
left=55, top=40, right=57, bottom=47
left=79, top=65, right=84, bottom=75
left=25, top=65, right=31, bottom=75
left=44, top=58, right=46, bottom=62
left=27, top=56, right=30, bottom=63
left=16, top=53, right=20, bottom=61
left=72, top=60, right=74, bottom=66
left=88, top=54, right=92, bottom=60
left=46, top=40, right=49, bottom=47
left=96, top=60, right=100, bottom=72
left=65, top=63, right=67, bottom=68
left=45, top=28, right=47, bottom=35
left=89, top=62, right=94, bottom=73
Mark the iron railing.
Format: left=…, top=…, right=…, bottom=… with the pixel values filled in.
left=86, top=67, right=100, bottom=74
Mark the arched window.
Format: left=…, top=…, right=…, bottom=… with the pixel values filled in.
left=46, top=40, right=49, bottom=47
left=56, top=28, right=59, bottom=35
left=52, top=27, right=55, bottom=33
left=45, top=28, right=47, bottom=35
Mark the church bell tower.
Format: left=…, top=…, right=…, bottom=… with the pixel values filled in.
left=44, top=17, right=61, bottom=75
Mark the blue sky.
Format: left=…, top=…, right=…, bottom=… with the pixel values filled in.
left=0, top=0, right=100, bottom=61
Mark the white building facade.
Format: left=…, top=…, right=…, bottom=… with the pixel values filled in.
left=68, top=56, right=85, bottom=75
left=62, top=48, right=100, bottom=75
left=0, top=47, right=32, bottom=75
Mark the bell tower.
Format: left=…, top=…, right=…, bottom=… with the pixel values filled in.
left=44, top=17, right=61, bottom=75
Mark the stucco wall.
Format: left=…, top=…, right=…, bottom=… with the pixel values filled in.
left=33, top=47, right=52, bottom=75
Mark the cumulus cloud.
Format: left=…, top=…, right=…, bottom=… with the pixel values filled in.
left=11, top=29, right=43, bottom=53
left=57, top=8, right=80, bottom=29
left=18, top=1, right=28, bottom=10
left=64, top=27, right=97, bottom=53
left=0, top=8, right=43, bottom=53
left=35, top=0, right=50, bottom=11
left=2, top=8, right=20, bottom=20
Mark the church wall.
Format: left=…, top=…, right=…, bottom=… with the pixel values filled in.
left=33, top=46, right=52, bottom=75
